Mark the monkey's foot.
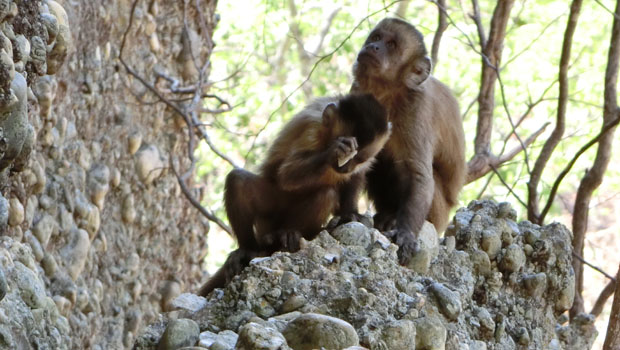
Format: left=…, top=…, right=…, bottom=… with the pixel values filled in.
left=373, top=212, right=397, bottom=231
left=383, top=228, right=419, bottom=266
left=326, top=212, right=372, bottom=229
left=260, top=229, right=303, bottom=253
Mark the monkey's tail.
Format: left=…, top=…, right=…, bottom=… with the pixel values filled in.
left=196, top=248, right=260, bottom=297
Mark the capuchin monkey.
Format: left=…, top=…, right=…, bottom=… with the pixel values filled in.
left=198, top=93, right=391, bottom=296
left=351, top=18, right=466, bottom=265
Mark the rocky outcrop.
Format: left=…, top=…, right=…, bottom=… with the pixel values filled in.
left=135, top=200, right=597, bottom=350
left=0, top=0, right=216, bottom=348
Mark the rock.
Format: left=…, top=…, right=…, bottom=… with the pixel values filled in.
left=171, top=293, right=207, bottom=313
left=199, top=330, right=238, bottom=350
left=331, top=222, right=372, bottom=249
left=236, top=322, right=289, bottom=350
left=379, top=319, right=416, bottom=350
left=7, top=197, right=23, bottom=226
left=429, top=283, right=461, bottom=321
left=88, top=163, right=110, bottom=210
left=135, top=144, right=164, bottom=185
left=407, top=221, right=438, bottom=273
left=33, top=214, right=56, bottom=247
left=122, top=194, right=136, bottom=223
left=0, top=73, right=30, bottom=172
left=60, top=228, right=91, bottom=280
left=0, top=194, right=7, bottom=229
left=13, top=262, right=47, bottom=309
left=414, top=316, right=446, bottom=350
left=522, top=273, right=547, bottom=298
left=158, top=319, right=199, bottom=350
left=480, top=229, right=501, bottom=259
left=499, top=244, right=526, bottom=273
left=282, top=313, right=359, bottom=350
left=128, top=131, right=142, bottom=155
left=0, top=267, right=7, bottom=301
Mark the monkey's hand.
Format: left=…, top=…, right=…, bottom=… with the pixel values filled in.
left=331, top=136, right=358, bottom=172
left=327, top=212, right=372, bottom=229
left=260, top=229, right=303, bottom=253
left=383, top=228, right=419, bottom=266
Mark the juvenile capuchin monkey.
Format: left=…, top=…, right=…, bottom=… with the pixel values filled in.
left=198, top=94, right=391, bottom=296
left=349, top=18, right=466, bottom=265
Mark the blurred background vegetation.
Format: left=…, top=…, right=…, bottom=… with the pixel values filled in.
left=193, top=0, right=619, bottom=346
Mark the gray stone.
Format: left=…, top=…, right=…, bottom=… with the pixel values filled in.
left=0, top=266, right=7, bottom=301
left=13, top=262, right=47, bottom=308
left=282, top=313, right=359, bottom=350
left=60, top=228, right=90, bottom=280
left=331, top=222, right=372, bottom=249
left=7, top=197, right=23, bottom=226
left=522, top=273, right=547, bottom=298
left=414, top=316, right=446, bottom=350
left=379, top=319, right=416, bottom=350
left=158, top=318, right=200, bottom=350
left=0, top=194, right=7, bottom=229
left=480, top=229, right=501, bottom=259
left=499, top=244, right=526, bottom=273
left=236, top=322, right=289, bottom=350
left=33, top=214, right=56, bottom=247
left=429, top=283, right=461, bottom=321
left=407, top=221, right=439, bottom=273
left=171, top=293, right=207, bottom=313
left=135, top=144, right=164, bottom=185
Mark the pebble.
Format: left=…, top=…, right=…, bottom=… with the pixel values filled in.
left=33, top=214, right=56, bottom=247
left=88, top=163, right=110, bottom=210
left=429, top=283, right=462, bottom=321
left=122, top=194, right=136, bottom=223
left=481, top=229, right=501, bottom=259
left=13, top=262, right=46, bottom=309
left=0, top=195, right=7, bottom=229
left=522, top=273, right=547, bottom=298
left=199, top=330, right=238, bottom=350
left=158, top=318, right=199, bottom=350
left=128, top=131, right=142, bottom=155
left=8, top=197, right=24, bottom=226
left=282, top=313, right=359, bottom=350
left=379, top=319, right=416, bottom=349
left=60, top=228, right=91, bottom=280
left=407, top=222, right=439, bottom=273
left=41, top=253, right=58, bottom=277
left=135, top=144, right=164, bottom=185
left=331, top=222, right=372, bottom=249
left=414, top=316, right=447, bottom=350
left=237, top=322, right=289, bottom=350
left=499, top=244, right=526, bottom=273
left=171, top=293, right=207, bottom=313
left=0, top=267, right=7, bottom=302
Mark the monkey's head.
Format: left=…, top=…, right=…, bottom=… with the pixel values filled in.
left=353, top=18, right=432, bottom=92
left=322, top=94, right=391, bottom=170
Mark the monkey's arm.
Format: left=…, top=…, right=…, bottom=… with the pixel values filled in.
left=277, top=137, right=357, bottom=191
left=335, top=172, right=364, bottom=217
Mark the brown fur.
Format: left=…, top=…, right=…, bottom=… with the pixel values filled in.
left=351, top=18, right=466, bottom=265
left=198, top=94, right=390, bottom=296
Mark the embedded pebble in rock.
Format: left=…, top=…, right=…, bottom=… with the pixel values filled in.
left=429, top=282, right=462, bottom=321
left=88, top=163, right=110, bottom=210
left=0, top=72, right=29, bottom=172
left=414, top=316, right=447, bottom=350
left=122, top=194, right=137, bottom=223
left=33, top=214, right=56, bottom=247
left=379, top=319, right=416, bottom=349
left=135, top=144, right=164, bottom=185
left=60, top=228, right=90, bottom=281
left=158, top=318, right=199, bottom=350
left=282, top=313, right=359, bottom=350
left=481, top=229, right=501, bottom=259
left=499, top=244, right=526, bottom=273
left=407, top=221, right=439, bottom=273
left=13, top=262, right=47, bottom=309
left=128, top=131, right=142, bottom=155
left=0, top=194, right=7, bottom=229
left=236, top=322, right=290, bottom=350
left=0, top=267, right=6, bottom=301
left=522, top=272, right=547, bottom=298
left=7, top=197, right=24, bottom=226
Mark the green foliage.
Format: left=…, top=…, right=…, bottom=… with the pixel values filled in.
left=197, top=0, right=620, bottom=232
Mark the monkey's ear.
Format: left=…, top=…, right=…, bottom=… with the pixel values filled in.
left=322, top=103, right=338, bottom=127
left=404, top=56, right=432, bottom=90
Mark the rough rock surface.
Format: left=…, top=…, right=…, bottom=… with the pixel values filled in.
left=0, top=1, right=216, bottom=348
left=135, top=200, right=597, bottom=350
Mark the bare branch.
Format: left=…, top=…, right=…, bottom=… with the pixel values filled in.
left=603, top=264, right=620, bottom=349
left=431, top=0, right=448, bottom=68
left=490, top=165, right=527, bottom=209
left=591, top=279, right=616, bottom=318
left=470, top=0, right=486, bottom=50
left=170, top=156, right=232, bottom=235
left=528, top=0, right=583, bottom=224
left=571, top=0, right=620, bottom=319
left=539, top=112, right=620, bottom=223
left=467, top=122, right=549, bottom=183
left=310, top=7, right=341, bottom=56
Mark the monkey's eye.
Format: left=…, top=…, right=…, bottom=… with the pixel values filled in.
left=371, top=34, right=381, bottom=41
left=386, top=41, right=396, bottom=49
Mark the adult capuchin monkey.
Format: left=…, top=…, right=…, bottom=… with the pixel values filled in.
left=198, top=94, right=391, bottom=296
left=349, top=18, right=466, bottom=265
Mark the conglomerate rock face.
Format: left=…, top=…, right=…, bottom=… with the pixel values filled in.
left=0, top=1, right=216, bottom=348
left=135, top=200, right=597, bottom=350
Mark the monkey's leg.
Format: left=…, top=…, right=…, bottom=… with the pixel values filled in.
left=225, top=168, right=277, bottom=250
left=328, top=173, right=368, bottom=228
left=427, top=173, right=451, bottom=233
left=258, top=229, right=303, bottom=253
left=197, top=248, right=261, bottom=296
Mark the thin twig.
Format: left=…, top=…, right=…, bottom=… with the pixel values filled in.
left=490, top=164, right=527, bottom=208
left=572, top=252, right=617, bottom=281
